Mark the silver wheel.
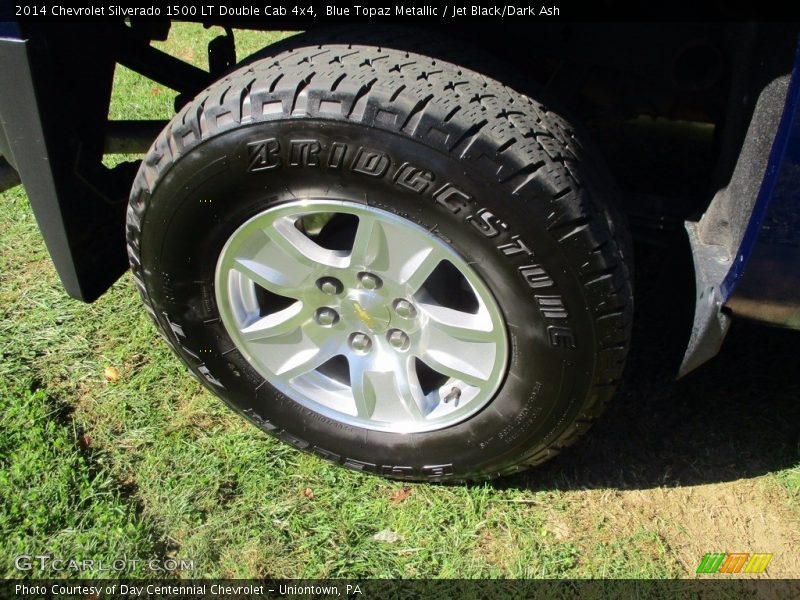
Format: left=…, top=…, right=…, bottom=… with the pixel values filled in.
left=215, top=200, right=509, bottom=433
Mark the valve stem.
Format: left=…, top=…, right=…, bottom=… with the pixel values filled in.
left=443, top=386, right=462, bottom=406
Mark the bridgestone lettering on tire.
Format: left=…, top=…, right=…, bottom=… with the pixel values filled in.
left=125, top=31, right=633, bottom=482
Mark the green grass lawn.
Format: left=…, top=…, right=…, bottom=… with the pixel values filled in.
left=1, top=22, right=798, bottom=580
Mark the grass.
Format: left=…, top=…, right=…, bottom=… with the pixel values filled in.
left=0, top=381, right=163, bottom=578
left=1, top=22, right=799, bottom=580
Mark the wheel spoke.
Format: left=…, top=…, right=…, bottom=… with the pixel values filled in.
left=402, top=246, right=444, bottom=292
left=419, top=303, right=497, bottom=342
left=228, top=215, right=346, bottom=297
left=270, top=216, right=348, bottom=269
left=352, top=360, right=427, bottom=424
left=357, top=220, right=444, bottom=291
left=391, top=364, right=428, bottom=422
left=230, top=257, right=300, bottom=297
left=419, top=325, right=496, bottom=388
left=279, top=344, right=340, bottom=380
left=419, top=350, right=490, bottom=388
left=349, top=360, right=377, bottom=419
left=251, top=328, right=340, bottom=380
left=240, top=302, right=307, bottom=341
left=349, top=213, right=380, bottom=267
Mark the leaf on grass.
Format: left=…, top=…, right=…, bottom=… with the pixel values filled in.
left=103, top=366, right=120, bottom=383
left=372, top=528, right=403, bottom=543
left=390, top=487, right=412, bottom=504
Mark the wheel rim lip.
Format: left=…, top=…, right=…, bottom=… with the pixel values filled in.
left=214, top=199, right=510, bottom=434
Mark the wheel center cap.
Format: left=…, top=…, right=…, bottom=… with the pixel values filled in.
left=352, top=300, right=375, bottom=329
left=346, top=293, right=391, bottom=332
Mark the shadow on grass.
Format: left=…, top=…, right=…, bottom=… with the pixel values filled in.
left=0, top=381, right=175, bottom=577
left=499, top=239, right=800, bottom=492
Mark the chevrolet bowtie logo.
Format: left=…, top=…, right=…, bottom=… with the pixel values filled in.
left=352, top=301, right=375, bottom=330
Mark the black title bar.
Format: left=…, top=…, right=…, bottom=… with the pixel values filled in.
left=4, top=1, right=800, bottom=23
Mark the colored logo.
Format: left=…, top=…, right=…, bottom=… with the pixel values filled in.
left=696, top=553, right=773, bottom=574
left=352, top=301, right=375, bottom=330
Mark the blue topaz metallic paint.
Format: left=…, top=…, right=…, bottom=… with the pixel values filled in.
left=726, top=38, right=800, bottom=328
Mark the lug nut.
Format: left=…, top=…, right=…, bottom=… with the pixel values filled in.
left=393, top=299, right=417, bottom=319
left=316, top=277, right=343, bottom=295
left=387, top=329, right=410, bottom=351
left=349, top=332, right=373, bottom=354
left=358, top=272, right=382, bottom=290
left=315, top=307, right=340, bottom=327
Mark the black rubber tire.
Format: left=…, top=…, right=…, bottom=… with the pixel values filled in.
left=126, top=31, right=633, bottom=482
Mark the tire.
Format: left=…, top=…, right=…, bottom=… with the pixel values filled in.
left=126, top=31, right=633, bottom=482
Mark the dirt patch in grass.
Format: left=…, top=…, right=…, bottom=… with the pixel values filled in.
left=494, top=243, right=800, bottom=578
left=544, top=479, right=800, bottom=578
